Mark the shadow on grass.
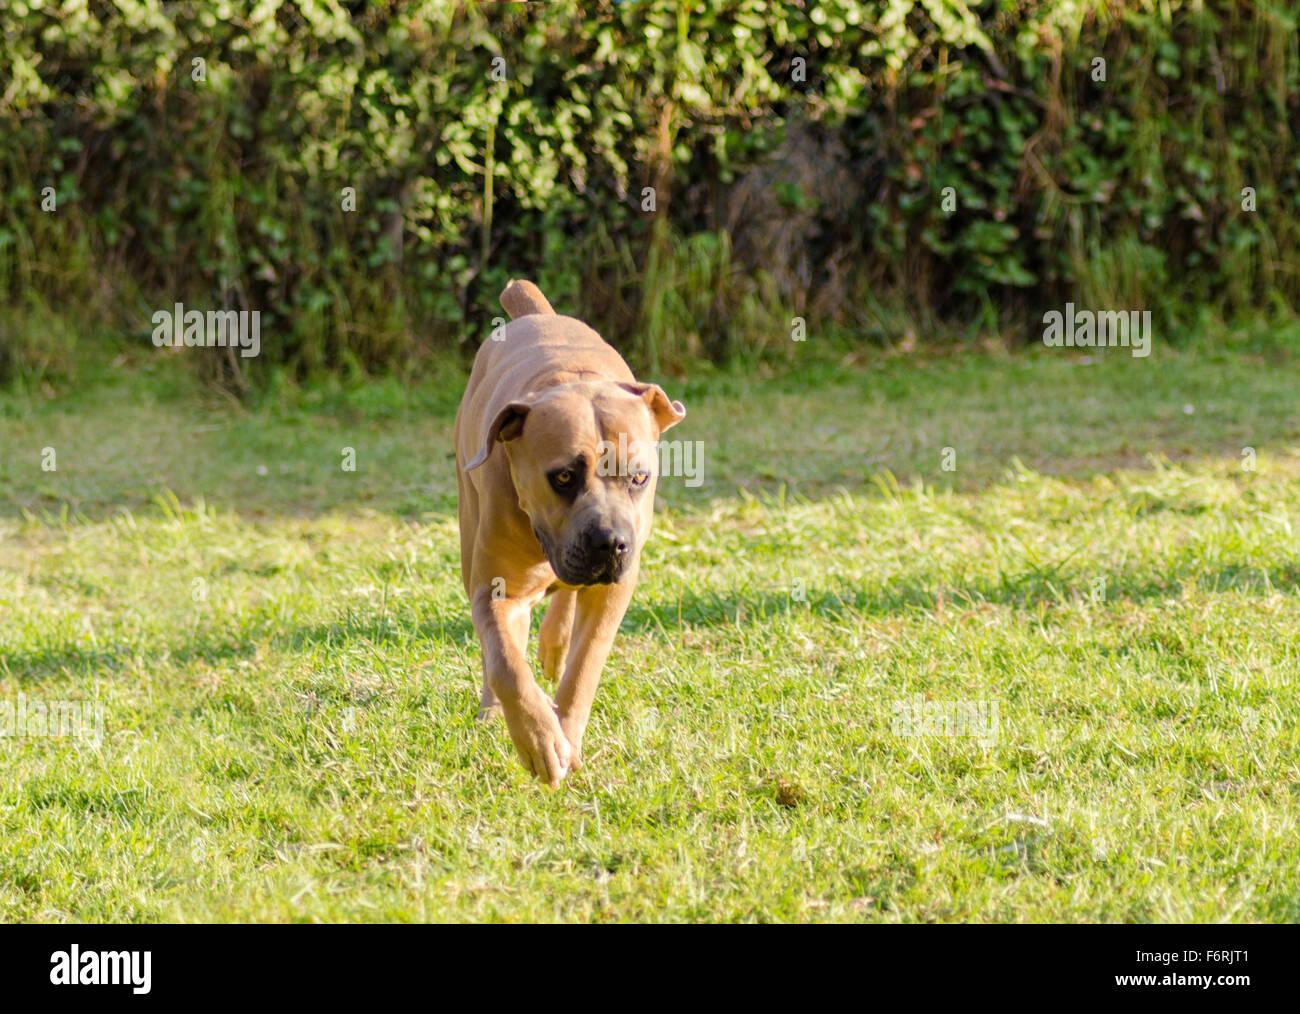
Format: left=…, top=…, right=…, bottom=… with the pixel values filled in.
left=4, top=344, right=1300, bottom=523
left=2, top=611, right=478, bottom=684
left=0, top=637, right=267, bottom=685
left=275, top=612, right=477, bottom=655
left=5, top=559, right=1295, bottom=683
left=621, top=559, right=1300, bottom=633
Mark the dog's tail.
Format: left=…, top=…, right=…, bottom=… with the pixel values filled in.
left=500, top=279, right=556, bottom=320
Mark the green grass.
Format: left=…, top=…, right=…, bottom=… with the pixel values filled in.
left=1, top=338, right=1298, bottom=921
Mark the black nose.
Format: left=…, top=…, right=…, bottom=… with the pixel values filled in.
left=588, top=527, right=631, bottom=560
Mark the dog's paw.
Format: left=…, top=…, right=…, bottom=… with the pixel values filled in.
left=503, top=692, right=575, bottom=788
left=474, top=703, right=504, bottom=723
left=555, top=709, right=588, bottom=773
left=538, top=642, right=566, bottom=686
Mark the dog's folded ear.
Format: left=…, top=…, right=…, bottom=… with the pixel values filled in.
left=464, top=400, right=531, bottom=470
left=618, top=382, right=687, bottom=434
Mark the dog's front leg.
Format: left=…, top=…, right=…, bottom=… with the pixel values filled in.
left=553, top=563, right=638, bottom=770
left=471, top=590, right=574, bottom=787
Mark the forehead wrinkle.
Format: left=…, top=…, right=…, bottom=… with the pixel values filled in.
left=533, top=397, right=599, bottom=471
left=593, top=391, right=651, bottom=442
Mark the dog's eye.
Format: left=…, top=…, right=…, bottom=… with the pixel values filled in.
left=630, top=470, right=650, bottom=487
left=552, top=470, right=573, bottom=488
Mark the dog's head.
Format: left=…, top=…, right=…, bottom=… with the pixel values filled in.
left=465, top=381, right=685, bottom=586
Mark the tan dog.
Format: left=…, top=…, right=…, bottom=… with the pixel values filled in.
left=455, top=280, right=685, bottom=786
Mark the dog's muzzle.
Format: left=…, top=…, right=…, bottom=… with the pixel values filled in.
left=536, top=524, right=634, bottom=586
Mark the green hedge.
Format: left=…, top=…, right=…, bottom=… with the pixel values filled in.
left=0, top=0, right=1296, bottom=383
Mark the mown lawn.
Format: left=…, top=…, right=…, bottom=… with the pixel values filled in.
left=0, top=338, right=1298, bottom=921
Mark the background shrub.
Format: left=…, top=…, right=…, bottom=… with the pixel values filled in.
left=0, top=0, right=1295, bottom=385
